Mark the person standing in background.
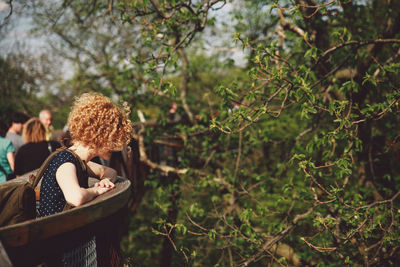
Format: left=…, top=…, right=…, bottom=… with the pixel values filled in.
left=39, top=109, right=53, bottom=141
left=0, top=121, right=15, bottom=184
left=6, top=112, right=29, bottom=155
left=14, top=118, right=61, bottom=176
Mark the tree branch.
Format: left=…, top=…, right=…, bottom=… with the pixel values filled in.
left=278, top=9, right=311, bottom=47
left=177, top=47, right=194, bottom=123
left=233, top=131, right=242, bottom=179
left=0, top=0, right=13, bottom=28
left=136, top=111, right=188, bottom=175
left=316, top=39, right=400, bottom=67
left=240, top=207, right=314, bottom=266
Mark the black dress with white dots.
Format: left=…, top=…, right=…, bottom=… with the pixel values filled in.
left=37, top=150, right=97, bottom=266
left=38, top=150, right=88, bottom=217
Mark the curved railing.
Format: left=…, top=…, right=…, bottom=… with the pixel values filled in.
left=0, top=176, right=132, bottom=266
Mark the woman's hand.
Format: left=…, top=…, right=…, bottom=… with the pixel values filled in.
left=94, top=178, right=115, bottom=189
left=87, top=161, right=118, bottom=183
left=57, top=162, right=115, bottom=206
left=91, top=185, right=114, bottom=196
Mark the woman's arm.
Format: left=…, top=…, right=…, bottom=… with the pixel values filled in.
left=86, top=161, right=118, bottom=183
left=56, top=162, right=114, bottom=207
left=7, top=152, right=15, bottom=171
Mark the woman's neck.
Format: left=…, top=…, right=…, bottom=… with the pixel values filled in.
left=68, top=143, right=95, bottom=162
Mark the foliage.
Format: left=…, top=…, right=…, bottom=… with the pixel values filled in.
left=120, top=1, right=400, bottom=266
left=0, top=56, right=43, bottom=122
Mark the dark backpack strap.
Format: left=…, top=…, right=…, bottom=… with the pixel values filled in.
left=61, top=148, right=89, bottom=211
left=30, top=146, right=88, bottom=189
left=0, top=165, right=7, bottom=176
left=65, top=148, right=88, bottom=188
left=30, top=147, right=88, bottom=188
left=30, top=148, right=67, bottom=188
left=29, top=146, right=90, bottom=211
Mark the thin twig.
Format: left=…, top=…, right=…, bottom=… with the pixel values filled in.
left=315, top=39, right=400, bottom=67
left=233, top=131, right=243, bottom=179
left=0, top=0, right=13, bottom=28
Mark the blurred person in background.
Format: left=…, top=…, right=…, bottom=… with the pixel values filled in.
left=0, top=121, right=15, bottom=183
left=6, top=112, right=29, bottom=155
left=14, top=118, right=60, bottom=176
left=39, top=109, right=53, bottom=141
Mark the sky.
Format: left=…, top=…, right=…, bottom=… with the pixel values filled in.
left=0, top=1, right=42, bottom=55
left=0, top=0, right=247, bottom=84
left=0, top=1, right=8, bottom=11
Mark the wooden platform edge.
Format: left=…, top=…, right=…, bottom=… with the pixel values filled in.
left=0, top=177, right=131, bottom=248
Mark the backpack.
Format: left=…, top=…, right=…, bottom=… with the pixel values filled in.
left=0, top=179, right=36, bottom=226
left=0, top=148, right=87, bottom=227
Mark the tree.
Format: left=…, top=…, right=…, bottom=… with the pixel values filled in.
left=192, top=0, right=400, bottom=266
left=0, top=55, right=39, bottom=121
left=0, top=0, right=68, bottom=127
left=121, top=1, right=400, bottom=266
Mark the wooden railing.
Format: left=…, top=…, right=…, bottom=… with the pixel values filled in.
left=0, top=176, right=132, bottom=266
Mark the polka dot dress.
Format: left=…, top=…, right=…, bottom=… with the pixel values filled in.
left=37, top=150, right=96, bottom=266
left=38, top=150, right=88, bottom=217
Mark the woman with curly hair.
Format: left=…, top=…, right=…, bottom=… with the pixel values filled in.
left=38, top=92, right=133, bottom=265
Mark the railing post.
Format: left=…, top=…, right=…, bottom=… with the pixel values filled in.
left=96, top=205, right=129, bottom=267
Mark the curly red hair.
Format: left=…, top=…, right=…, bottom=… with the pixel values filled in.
left=67, top=92, right=133, bottom=151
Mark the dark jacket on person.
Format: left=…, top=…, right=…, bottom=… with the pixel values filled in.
left=14, top=141, right=61, bottom=176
